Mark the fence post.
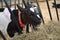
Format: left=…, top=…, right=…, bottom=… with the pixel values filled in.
left=0, top=31, right=6, bottom=40
left=54, top=0, right=59, bottom=21
left=36, top=0, right=45, bottom=24
left=46, top=0, right=52, bottom=21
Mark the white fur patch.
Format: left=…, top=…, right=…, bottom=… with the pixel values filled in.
left=0, top=8, right=14, bottom=34
left=30, top=7, right=40, bottom=18
left=37, top=14, right=40, bottom=18
left=30, top=8, right=34, bottom=12
left=30, top=7, right=38, bottom=13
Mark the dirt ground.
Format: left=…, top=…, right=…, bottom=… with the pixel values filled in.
left=0, top=0, right=60, bottom=40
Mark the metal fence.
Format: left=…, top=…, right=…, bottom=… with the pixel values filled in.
left=0, top=0, right=59, bottom=23
left=0, top=0, right=22, bottom=8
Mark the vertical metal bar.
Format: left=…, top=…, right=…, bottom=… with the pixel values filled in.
left=0, top=31, right=6, bottom=40
left=22, top=0, right=28, bottom=8
left=7, top=0, right=9, bottom=7
left=18, top=0, right=20, bottom=5
left=36, top=0, right=45, bottom=24
left=14, top=0, right=16, bottom=9
left=23, top=0, right=29, bottom=33
left=26, top=24, right=29, bottom=33
left=22, top=0, right=23, bottom=7
left=10, top=0, right=11, bottom=7
left=1, top=0, right=3, bottom=8
left=46, top=0, right=52, bottom=21
left=54, top=0, right=59, bottom=21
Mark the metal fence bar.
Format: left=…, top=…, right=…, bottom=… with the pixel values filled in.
left=22, top=0, right=29, bottom=33
left=1, top=0, right=3, bottom=8
left=10, top=0, right=11, bottom=7
left=54, top=0, right=59, bottom=21
left=46, top=0, right=52, bottom=21
left=18, top=0, right=19, bottom=5
left=14, top=0, right=16, bottom=9
left=36, top=0, right=45, bottom=24
left=6, top=0, right=10, bottom=7
left=0, top=31, right=6, bottom=40
left=22, top=0, right=24, bottom=7
left=26, top=24, right=29, bottom=33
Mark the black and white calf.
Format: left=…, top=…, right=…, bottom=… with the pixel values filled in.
left=0, top=8, right=22, bottom=38
left=0, top=8, right=13, bottom=37
left=0, top=5, right=42, bottom=38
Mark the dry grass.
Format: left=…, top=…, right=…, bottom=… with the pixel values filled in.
left=9, top=21, right=60, bottom=40
left=0, top=21, right=60, bottom=40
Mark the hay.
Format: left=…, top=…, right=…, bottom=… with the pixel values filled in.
left=11, top=21, right=60, bottom=40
